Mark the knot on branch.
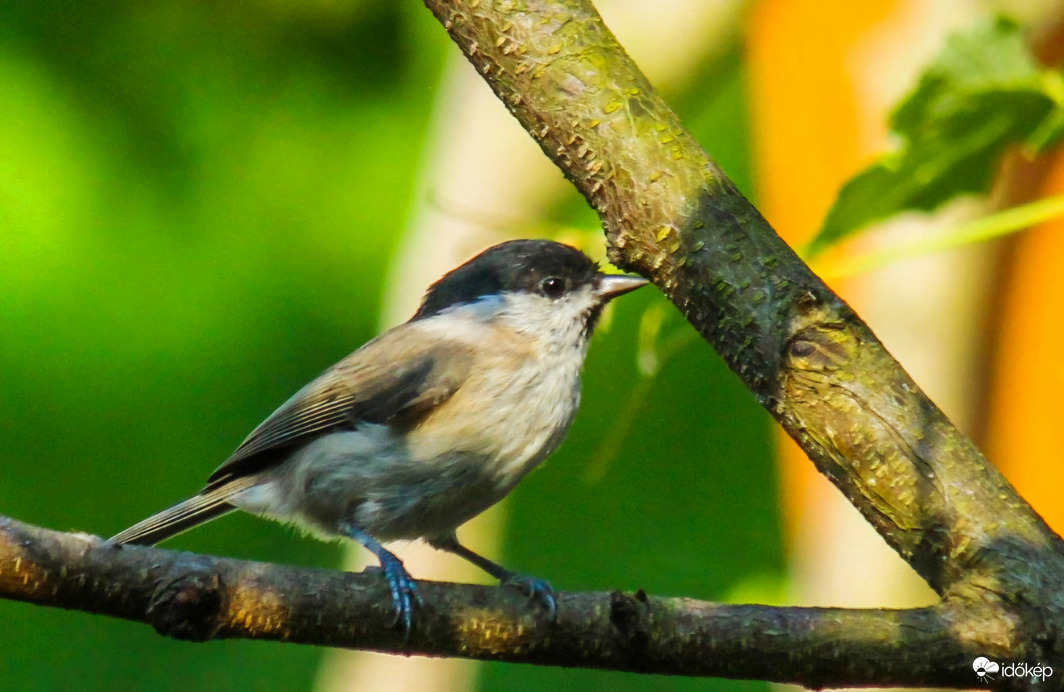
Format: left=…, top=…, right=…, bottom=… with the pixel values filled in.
left=779, top=311, right=953, bottom=587
left=146, top=563, right=226, bottom=641
left=609, top=589, right=650, bottom=650
left=785, top=323, right=851, bottom=373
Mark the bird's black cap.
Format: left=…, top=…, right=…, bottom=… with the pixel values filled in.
left=414, top=240, right=600, bottom=320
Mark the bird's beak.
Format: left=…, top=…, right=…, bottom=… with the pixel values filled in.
left=594, top=274, right=649, bottom=301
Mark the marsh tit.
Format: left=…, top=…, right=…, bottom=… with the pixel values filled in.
left=110, top=239, right=647, bottom=636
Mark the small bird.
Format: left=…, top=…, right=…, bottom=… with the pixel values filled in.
left=110, top=239, right=647, bottom=636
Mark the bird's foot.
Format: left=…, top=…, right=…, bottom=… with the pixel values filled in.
left=375, top=552, right=423, bottom=641
left=346, top=523, right=424, bottom=640
left=501, top=572, right=557, bottom=620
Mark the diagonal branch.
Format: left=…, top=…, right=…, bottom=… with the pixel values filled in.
left=419, top=0, right=1064, bottom=677
left=0, top=515, right=1018, bottom=688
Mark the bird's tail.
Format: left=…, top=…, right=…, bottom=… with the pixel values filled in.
left=109, top=477, right=257, bottom=546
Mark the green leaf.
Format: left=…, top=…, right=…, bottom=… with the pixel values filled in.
left=816, top=194, right=1064, bottom=279
left=807, top=17, right=1064, bottom=257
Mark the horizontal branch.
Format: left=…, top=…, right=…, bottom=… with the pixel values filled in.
left=0, top=515, right=1019, bottom=687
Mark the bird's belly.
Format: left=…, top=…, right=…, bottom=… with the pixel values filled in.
left=233, top=426, right=523, bottom=542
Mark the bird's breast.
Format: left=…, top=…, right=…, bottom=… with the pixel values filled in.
left=406, top=353, right=582, bottom=491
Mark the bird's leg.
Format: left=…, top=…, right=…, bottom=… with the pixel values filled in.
left=430, top=533, right=556, bottom=619
left=343, top=523, right=423, bottom=639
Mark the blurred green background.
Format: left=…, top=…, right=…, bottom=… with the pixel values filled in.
left=0, top=2, right=780, bottom=690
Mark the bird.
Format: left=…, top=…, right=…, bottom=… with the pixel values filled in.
left=109, top=238, right=648, bottom=637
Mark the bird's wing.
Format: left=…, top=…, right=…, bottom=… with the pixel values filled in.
left=207, top=328, right=474, bottom=486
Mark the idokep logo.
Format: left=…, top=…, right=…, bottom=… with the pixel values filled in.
left=973, top=657, right=1000, bottom=682
left=973, top=656, right=1053, bottom=683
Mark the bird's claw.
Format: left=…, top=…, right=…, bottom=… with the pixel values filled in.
left=378, top=553, right=423, bottom=640
left=502, top=573, right=557, bottom=620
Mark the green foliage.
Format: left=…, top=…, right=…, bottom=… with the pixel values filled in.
left=807, top=17, right=1064, bottom=256
left=0, top=2, right=448, bottom=689
left=0, top=5, right=777, bottom=692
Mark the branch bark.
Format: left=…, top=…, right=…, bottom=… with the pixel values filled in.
left=0, top=516, right=1021, bottom=687
left=4, top=1, right=1064, bottom=688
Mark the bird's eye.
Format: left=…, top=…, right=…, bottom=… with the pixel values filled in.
left=539, top=276, right=566, bottom=299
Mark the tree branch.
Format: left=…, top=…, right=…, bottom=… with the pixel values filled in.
left=0, top=515, right=1021, bottom=687
left=416, top=0, right=1064, bottom=682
